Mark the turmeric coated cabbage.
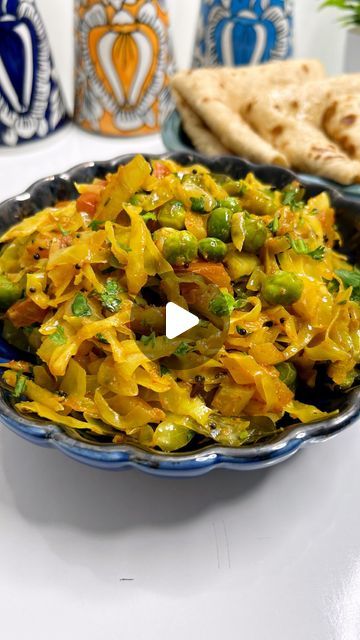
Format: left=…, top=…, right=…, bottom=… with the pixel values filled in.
left=0, top=155, right=359, bottom=452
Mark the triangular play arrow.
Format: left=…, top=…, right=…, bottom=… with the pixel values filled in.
left=165, top=302, right=199, bottom=340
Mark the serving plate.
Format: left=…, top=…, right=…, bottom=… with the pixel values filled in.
left=0, top=151, right=359, bottom=476
left=162, top=109, right=360, bottom=201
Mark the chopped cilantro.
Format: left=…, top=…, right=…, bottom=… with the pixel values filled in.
left=71, top=293, right=92, bottom=317
left=58, top=224, right=69, bottom=236
left=308, top=246, right=326, bottom=261
left=140, top=332, right=156, bottom=347
left=268, top=213, right=279, bottom=234
left=209, top=292, right=244, bottom=317
left=160, top=364, right=170, bottom=376
left=99, top=279, right=121, bottom=313
left=174, top=341, right=192, bottom=356
left=282, top=184, right=304, bottom=211
left=129, top=194, right=145, bottom=207
left=233, top=292, right=250, bottom=310
left=288, top=236, right=325, bottom=261
left=96, top=333, right=109, bottom=345
left=50, top=325, right=67, bottom=345
left=141, top=212, right=157, bottom=223
left=209, top=294, right=231, bottom=317
left=324, top=278, right=340, bottom=296
left=88, top=220, right=103, bottom=231
left=14, top=372, right=27, bottom=399
left=335, top=268, right=360, bottom=303
left=190, top=196, right=205, bottom=212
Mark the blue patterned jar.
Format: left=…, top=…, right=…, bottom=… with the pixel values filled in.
left=0, top=0, right=68, bottom=146
left=193, top=0, right=293, bottom=68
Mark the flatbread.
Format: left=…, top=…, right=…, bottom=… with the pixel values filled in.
left=172, top=88, right=230, bottom=156
left=171, top=62, right=360, bottom=184
left=172, top=68, right=287, bottom=166
left=243, top=76, right=360, bottom=184
left=171, top=60, right=325, bottom=167
left=316, top=75, right=360, bottom=161
left=324, top=94, right=360, bottom=160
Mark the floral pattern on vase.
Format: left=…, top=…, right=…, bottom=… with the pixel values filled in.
left=74, top=0, right=175, bottom=137
left=193, top=0, right=293, bottom=68
left=0, top=0, right=67, bottom=146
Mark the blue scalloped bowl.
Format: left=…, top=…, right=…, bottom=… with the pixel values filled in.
left=0, top=151, right=359, bottom=476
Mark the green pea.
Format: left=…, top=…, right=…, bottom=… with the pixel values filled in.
left=158, top=200, right=185, bottom=230
left=217, top=197, right=241, bottom=212
left=0, top=275, right=23, bottom=310
left=153, top=421, right=194, bottom=452
left=190, top=196, right=206, bottom=212
left=153, top=227, right=177, bottom=252
left=262, top=271, right=303, bottom=306
left=223, top=180, right=244, bottom=197
left=189, top=194, right=217, bottom=213
left=163, top=230, right=198, bottom=266
left=243, top=216, right=268, bottom=253
left=198, top=237, right=228, bottom=262
left=207, top=207, right=232, bottom=242
left=276, top=362, right=297, bottom=390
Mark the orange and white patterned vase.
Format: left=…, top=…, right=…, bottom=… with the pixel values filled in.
left=74, top=0, right=175, bottom=137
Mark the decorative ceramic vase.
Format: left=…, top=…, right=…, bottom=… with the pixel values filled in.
left=74, top=0, right=175, bottom=137
left=0, top=0, right=68, bottom=147
left=344, top=27, right=360, bottom=73
left=193, top=0, right=293, bottom=68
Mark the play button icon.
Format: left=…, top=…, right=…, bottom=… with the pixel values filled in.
left=166, top=302, right=199, bottom=340
left=132, top=269, right=230, bottom=371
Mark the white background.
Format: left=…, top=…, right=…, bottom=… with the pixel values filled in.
left=1, top=3, right=360, bottom=640
left=37, top=0, right=347, bottom=112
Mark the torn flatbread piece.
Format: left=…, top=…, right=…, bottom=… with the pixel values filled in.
left=243, top=76, right=360, bottom=184
left=172, top=88, right=230, bottom=156
left=171, top=59, right=326, bottom=167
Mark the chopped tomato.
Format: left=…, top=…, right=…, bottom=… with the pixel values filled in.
left=76, top=192, right=99, bottom=216
left=152, top=162, right=171, bottom=179
left=7, top=299, right=48, bottom=328
left=178, top=261, right=232, bottom=290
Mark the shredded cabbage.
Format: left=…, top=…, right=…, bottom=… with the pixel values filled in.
left=0, top=155, right=358, bottom=452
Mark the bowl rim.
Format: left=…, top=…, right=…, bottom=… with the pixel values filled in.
left=161, top=109, right=360, bottom=199
left=0, top=150, right=359, bottom=474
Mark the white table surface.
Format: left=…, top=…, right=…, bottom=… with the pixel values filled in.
left=0, top=2, right=358, bottom=638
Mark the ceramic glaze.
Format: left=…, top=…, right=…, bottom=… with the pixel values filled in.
left=0, top=0, right=67, bottom=146
left=193, top=0, right=293, bottom=68
left=74, top=0, right=175, bottom=137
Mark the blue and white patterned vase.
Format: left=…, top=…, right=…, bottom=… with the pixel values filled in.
left=193, top=0, right=293, bottom=68
left=0, top=0, right=68, bottom=146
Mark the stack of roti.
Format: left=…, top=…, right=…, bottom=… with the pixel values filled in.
left=171, top=60, right=360, bottom=185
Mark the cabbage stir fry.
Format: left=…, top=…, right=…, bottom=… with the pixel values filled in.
left=0, top=155, right=359, bottom=452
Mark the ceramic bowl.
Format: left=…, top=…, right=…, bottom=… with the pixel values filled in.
left=0, top=152, right=359, bottom=476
